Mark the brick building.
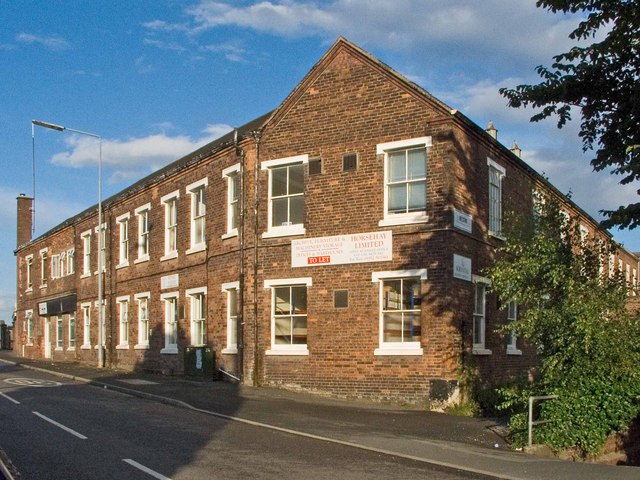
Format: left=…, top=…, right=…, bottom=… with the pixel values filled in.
left=13, top=38, right=639, bottom=406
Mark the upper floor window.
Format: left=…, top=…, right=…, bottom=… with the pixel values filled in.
left=473, top=276, right=492, bottom=355
left=487, top=158, right=506, bottom=238
left=372, top=269, right=426, bottom=356
left=117, top=213, right=130, bottom=267
left=51, top=254, right=61, bottom=279
left=39, top=248, right=48, bottom=286
left=66, top=248, right=75, bottom=275
left=81, top=230, right=91, bottom=277
left=25, top=254, right=34, bottom=291
left=161, top=191, right=179, bottom=260
left=135, top=204, right=151, bottom=262
left=222, top=164, right=240, bottom=239
left=261, top=155, right=308, bottom=238
left=264, top=277, right=312, bottom=355
left=187, top=287, right=207, bottom=346
left=377, top=137, right=430, bottom=227
left=187, top=178, right=208, bottom=253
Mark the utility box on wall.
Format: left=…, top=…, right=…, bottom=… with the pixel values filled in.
left=184, top=346, right=215, bottom=380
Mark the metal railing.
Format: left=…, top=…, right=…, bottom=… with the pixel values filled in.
left=528, top=395, right=558, bottom=447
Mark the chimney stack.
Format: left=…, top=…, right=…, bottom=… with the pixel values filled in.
left=16, top=194, right=33, bottom=249
left=510, top=141, right=522, bottom=158
left=486, top=121, right=498, bottom=140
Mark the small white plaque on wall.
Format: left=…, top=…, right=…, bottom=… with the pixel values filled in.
left=453, top=254, right=472, bottom=281
left=161, top=274, right=179, bottom=290
left=453, top=209, right=472, bottom=233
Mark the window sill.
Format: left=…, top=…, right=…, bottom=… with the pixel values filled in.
left=134, top=344, right=150, bottom=350
left=186, top=244, right=206, bottom=255
left=94, top=344, right=106, bottom=350
left=374, top=346, right=423, bottom=356
left=116, top=344, right=130, bottom=350
left=265, top=348, right=309, bottom=356
left=472, top=348, right=493, bottom=356
left=160, top=251, right=178, bottom=262
left=262, top=224, right=305, bottom=239
left=160, top=347, right=179, bottom=355
left=221, top=230, right=238, bottom=240
left=489, top=232, right=506, bottom=241
left=81, top=273, right=91, bottom=279
left=25, top=288, right=33, bottom=293
left=378, top=213, right=428, bottom=227
left=26, top=343, right=34, bottom=347
left=134, top=256, right=150, bottom=265
left=116, top=262, right=129, bottom=269
left=507, top=348, right=522, bottom=356
left=40, top=284, right=47, bottom=289
left=221, top=347, right=238, bottom=354
left=55, top=347, right=63, bottom=352
left=67, top=347, right=76, bottom=352
left=81, top=344, right=92, bottom=350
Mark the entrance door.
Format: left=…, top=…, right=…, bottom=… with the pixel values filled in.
left=44, top=317, right=52, bottom=359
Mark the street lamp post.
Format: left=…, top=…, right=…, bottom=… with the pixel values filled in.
left=32, top=120, right=105, bottom=368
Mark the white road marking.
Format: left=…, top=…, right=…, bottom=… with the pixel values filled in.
left=0, top=392, right=20, bottom=404
left=4, top=378, right=62, bottom=387
left=123, top=459, right=172, bottom=480
left=32, top=411, right=87, bottom=439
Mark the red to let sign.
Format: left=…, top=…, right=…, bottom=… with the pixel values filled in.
left=307, top=256, right=331, bottom=265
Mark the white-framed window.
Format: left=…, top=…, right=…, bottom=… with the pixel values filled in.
left=161, top=190, right=179, bottom=260
left=261, top=155, right=308, bottom=238
left=487, top=158, right=506, bottom=238
left=377, top=137, right=430, bottom=227
left=161, top=292, right=179, bottom=354
left=222, top=164, right=240, bottom=239
left=187, top=178, right=208, bottom=253
left=39, top=248, right=48, bottom=286
left=25, top=254, right=34, bottom=291
left=117, top=296, right=130, bottom=349
left=117, top=213, right=130, bottom=267
left=95, top=224, right=106, bottom=273
left=221, top=281, right=239, bottom=353
left=473, top=276, right=492, bottom=355
left=264, top=277, right=311, bottom=355
left=95, top=300, right=106, bottom=349
left=81, top=230, right=92, bottom=277
left=506, top=301, right=521, bottom=355
left=187, top=287, right=207, bottom=346
left=26, top=310, right=34, bottom=345
left=135, top=204, right=151, bottom=262
left=135, top=292, right=151, bottom=349
left=51, top=254, right=61, bottom=279
left=68, top=313, right=76, bottom=350
left=66, top=248, right=75, bottom=275
left=60, top=252, right=66, bottom=277
left=633, top=268, right=638, bottom=295
left=56, top=315, right=63, bottom=350
left=81, top=302, right=91, bottom=349
left=372, top=269, right=426, bottom=356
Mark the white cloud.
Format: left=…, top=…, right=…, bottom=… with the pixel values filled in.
left=143, top=38, right=187, bottom=53
left=16, top=32, right=71, bottom=51
left=49, top=124, right=234, bottom=182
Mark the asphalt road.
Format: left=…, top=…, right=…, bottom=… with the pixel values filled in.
left=0, top=363, right=489, bottom=480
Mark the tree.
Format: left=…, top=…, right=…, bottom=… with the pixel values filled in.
left=500, top=0, right=640, bottom=230
left=488, top=195, right=640, bottom=455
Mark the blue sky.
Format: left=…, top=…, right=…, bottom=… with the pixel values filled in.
left=1, top=1, right=638, bottom=323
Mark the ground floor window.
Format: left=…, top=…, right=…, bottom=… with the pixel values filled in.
left=117, top=296, right=130, bottom=349
left=135, top=292, right=150, bottom=349
left=265, top=278, right=311, bottom=355
left=56, top=315, right=63, bottom=350
left=68, top=313, right=75, bottom=350
left=221, top=282, right=239, bottom=354
left=26, top=310, right=34, bottom=345
left=372, top=269, right=426, bottom=356
left=473, top=277, right=492, bottom=355
left=81, top=303, right=91, bottom=349
left=506, top=301, right=522, bottom=355
left=161, top=292, right=179, bottom=354
left=187, top=287, right=207, bottom=346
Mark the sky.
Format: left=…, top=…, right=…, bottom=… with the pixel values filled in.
left=1, top=0, right=638, bottom=323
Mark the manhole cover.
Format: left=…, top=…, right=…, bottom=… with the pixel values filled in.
left=4, top=378, right=62, bottom=387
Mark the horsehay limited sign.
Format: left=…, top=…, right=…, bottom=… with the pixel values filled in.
left=292, top=231, right=392, bottom=267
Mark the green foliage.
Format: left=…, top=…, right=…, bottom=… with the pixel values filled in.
left=489, top=196, right=640, bottom=456
left=499, top=0, right=640, bottom=230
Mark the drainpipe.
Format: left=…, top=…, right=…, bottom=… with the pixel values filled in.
left=235, top=130, right=245, bottom=382
left=251, top=130, right=262, bottom=387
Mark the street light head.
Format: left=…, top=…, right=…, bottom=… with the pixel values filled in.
left=32, top=119, right=65, bottom=131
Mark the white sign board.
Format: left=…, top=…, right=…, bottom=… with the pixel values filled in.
left=453, top=254, right=472, bottom=281
left=161, top=274, right=179, bottom=290
left=38, top=302, right=48, bottom=316
left=292, top=231, right=392, bottom=267
left=453, top=209, right=473, bottom=233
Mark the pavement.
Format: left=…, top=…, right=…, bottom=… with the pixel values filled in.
left=0, top=351, right=637, bottom=480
